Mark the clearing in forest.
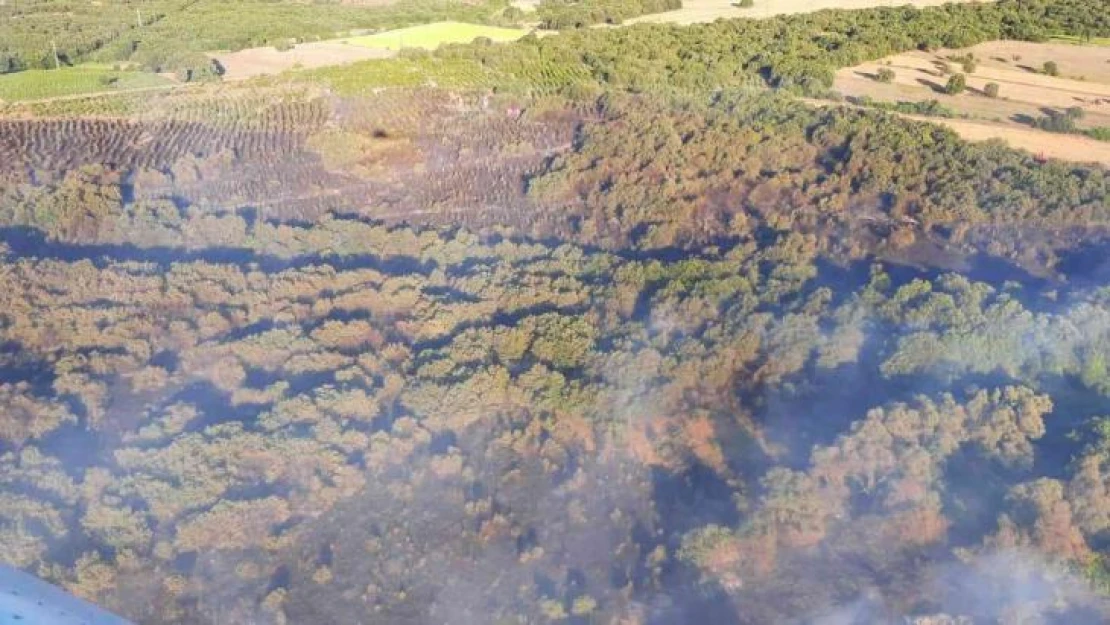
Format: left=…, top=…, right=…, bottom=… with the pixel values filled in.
left=342, top=21, right=530, bottom=50
left=834, top=40, right=1110, bottom=164
left=625, top=0, right=982, bottom=25
left=212, top=42, right=396, bottom=81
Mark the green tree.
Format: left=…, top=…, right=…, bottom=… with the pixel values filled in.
left=1043, top=60, right=1059, bottom=76
left=944, top=73, right=967, bottom=95
left=983, top=82, right=1000, bottom=98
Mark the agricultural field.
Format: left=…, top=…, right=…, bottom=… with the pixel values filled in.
left=341, top=21, right=531, bottom=50
left=922, top=115, right=1110, bottom=165
left=212, top=42, right=396, bottom=81
left=0, top=0, right=189, bottom=71
left=624, top=0, right=981, bottom=25
left=1051, top=34, right=1110, bottom=46
left=0, top=65, right=176, bottom=103
left=834, top=40, right=1110, bottom=164
left=0, top=86, right=575, bottom=227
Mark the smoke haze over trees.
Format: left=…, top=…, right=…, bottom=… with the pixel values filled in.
left=2, top=1, right=1110, bottom=624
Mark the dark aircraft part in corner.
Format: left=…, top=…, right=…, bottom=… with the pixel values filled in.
left=0, top=565, right=134, bottom=624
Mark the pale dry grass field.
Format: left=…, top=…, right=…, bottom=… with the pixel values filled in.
left=840, top=45, right=1110, bottom=109
left=833, top=40, right=1110, bottom=165
left=922, top=117, right=1110, bottom=166
left=626, top=0, right=983, bottom=26
left=212, top=42, right=396, bottom=81
left=805, top=96, right=1110, bottom=166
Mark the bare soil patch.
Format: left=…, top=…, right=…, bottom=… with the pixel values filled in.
left=834, top=40, right=1110, bottom=162
left=212, top=42, right=396, bottom=81
left=626, top=0, right=981, bottom=26
left=920, top=117, right=1110, bottom=166
left=972, top=40, right=1110, bottom=84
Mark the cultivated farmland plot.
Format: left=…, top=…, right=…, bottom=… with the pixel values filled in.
left=834, top=40, right=1110, bottom=165
left=625, top=0, right=986, bottom=25
left=341, top=21, right=530, bottom=50
left=211, top=22, right=528, bottom=82
left=0, top=66, right=176, bottom=103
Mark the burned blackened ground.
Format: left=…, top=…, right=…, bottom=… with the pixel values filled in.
left=0, top=88, right=582, bottom=234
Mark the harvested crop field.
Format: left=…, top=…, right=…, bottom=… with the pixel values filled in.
left=837, top=43, right=1110, bottom=113
left=212, top=42, right=396, bottom=81
left=834, top=40, right=1110, bottom=162
left=625, top=0, right=981, bottom=25
left=341, top=21, right=529, bottom=50
left=920, top=116, right=1110, bottom=166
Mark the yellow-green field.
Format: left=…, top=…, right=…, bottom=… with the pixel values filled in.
left=1050, top=34, right=1110, bottom=47
left=342, top=21, right=528, bottom=51
left=0, top=65, right=176, bottom=102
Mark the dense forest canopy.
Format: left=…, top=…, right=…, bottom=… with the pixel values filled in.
left=2, top=0, right=1110, bottom=624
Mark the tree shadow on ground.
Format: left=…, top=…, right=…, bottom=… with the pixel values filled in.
left=916, top=77, right=946, bottom=93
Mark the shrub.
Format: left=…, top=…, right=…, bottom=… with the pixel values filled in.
left=736, top=0, right=755, bottom=7
left=0, top=52, right=25, bottom=74
left=948, top=53, right=977, bottom=73
left=983, top=82, right=1000, bottom=98
left=944, top=73, right=967, bottom=95
left=1065, top=106, right=1085, bottom=120
left=876, top=68, right=896, bottom=83
left=849, top=96, right=957, bottom=118
left=1034, top=111, right=1076, bottom=133
left=1043, top=60, right=1059, bottom=76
